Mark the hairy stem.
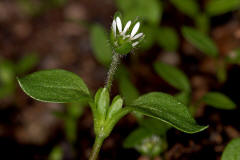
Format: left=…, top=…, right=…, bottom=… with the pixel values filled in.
left=105, top=52, right=121, bottom=92
left=89, top=136, right=105, bottom=160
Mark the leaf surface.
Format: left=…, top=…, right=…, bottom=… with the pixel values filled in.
left=18, top=69, right=91, bottom=103
left=127, top=92, right=208, bottom=133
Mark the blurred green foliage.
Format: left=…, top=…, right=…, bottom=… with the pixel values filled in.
left=170, top=0, right=200, bottom=18
left=123, top=118, right=169, bottom=158
left=90, top=25, right=112, bottom=66
left=182, top=26, right=218, bottom=57
left=206, top=0, right=240, bottom=16
left=154, top=62, right=191, bottom=92
left=156, top=27, right=179, bottom=52
left=48, top=146, right=63, bottom=160
left=17, top=0, right=67, bottom=16
left=116, top=0, right=162, bottom=25
left=116, top=66, right=139, bottom=104
left=202, top=92, right=236, bottom=110
left=0, top=53, right=38, bottom=99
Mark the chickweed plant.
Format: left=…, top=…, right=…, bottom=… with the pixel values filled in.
left=17, top=13, right=207, bottom=160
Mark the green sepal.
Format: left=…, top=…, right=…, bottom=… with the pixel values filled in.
left=94, top=88, right=103, bottom=104
left=113, top=11, right=123, bottom=20
left=106, top=95, right=123, bottom=120
left=94, top=88, right=110, bottom=121
left=115, top=41, right=133, bottom=55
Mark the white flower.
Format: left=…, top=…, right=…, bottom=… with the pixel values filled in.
left=112, top=17, right=144, bottom=47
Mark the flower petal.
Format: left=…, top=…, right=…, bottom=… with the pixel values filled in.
left=131, top=33, right=143, bottom=40
left=112, top=20, right=117, bottom=37
left=116, top=17, right=122, bottom=33
left=132, top=41, right=139, bottom=47
left=122, top=21, right=131, bottom=35
left=131, top=22, right=140, bottom=38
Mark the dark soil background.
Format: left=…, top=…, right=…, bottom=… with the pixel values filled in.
left=0, top=0, right=240, bottom=160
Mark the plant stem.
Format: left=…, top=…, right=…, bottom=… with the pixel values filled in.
left=105, top=52, right=121, bottom=92
left=89, top=136, right=105, bottom=160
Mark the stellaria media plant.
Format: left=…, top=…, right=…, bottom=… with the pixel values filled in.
left=17, top=12, right=208, bottom=160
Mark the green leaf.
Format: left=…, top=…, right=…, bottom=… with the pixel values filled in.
left=17, top=69, right=91, bottom=103
left=117, top=66, right=139, bottom=104
left=127, top=92, right=208, bottom=133
left=202, top=92, right=236, bottom=110
left=170, top=0, right=200, bottom=18
left=116, top=0, right=162, bottom=25
left=154, top=62, right=191, bottom=92
left=156, top=27, right=179, bottom=52
left=123, top=127, right=153, bottom=148
left=221, top=138, right=240, bottom=160
left=206, top=0, right=240, bottom=16
left=16, top=53, right=39, bottom=74
left=182, top=26, right=218, bottom=57
left=90, top=24, right=112, bottom=66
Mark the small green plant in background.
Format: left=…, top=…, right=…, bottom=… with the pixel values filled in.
left=154, top=61, right=236, bottom=112
left=17, top=12, right=208, bottom=160
left=181, top=26, right=240, bottom=83
left=172, top=0, right=240, bottom=83
left=123, top=118, right=170, bottom=158
left=0, top=53, right=38, bottom=99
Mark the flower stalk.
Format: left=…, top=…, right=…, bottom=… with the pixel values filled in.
left=105, top=52, right=121, bottom=92
left=89, top=13, right=144, bottom=160
left=89, top=136, right=105, bottom=160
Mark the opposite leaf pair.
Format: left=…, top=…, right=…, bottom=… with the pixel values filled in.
left=17, top=69, right=207, bottom=135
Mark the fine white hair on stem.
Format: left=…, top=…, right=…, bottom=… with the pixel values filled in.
left=122, top=21, right=131, bottom=35
left=130, top=22, right=140, bottom=38
left=112, top=20, right=117, bottom=37
left=131, top=32, right=143, bottom=40
left=116, top=17, right=122, bottom=33
left=132, top=41, right=139, bottom=47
